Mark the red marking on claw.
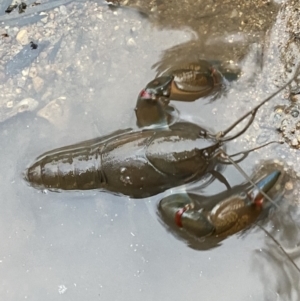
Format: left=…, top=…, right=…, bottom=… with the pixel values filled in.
left=139, top=89, right=151, bottom=99
left=254, top=197, right=263, bottom=208
left=175, top=207, right=188, bottom=227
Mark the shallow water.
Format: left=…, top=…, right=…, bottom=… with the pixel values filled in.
left=1, top=0, right=300, bottom=300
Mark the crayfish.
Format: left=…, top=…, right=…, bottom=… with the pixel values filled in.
left=24, top=62, right=300, bottom=273
left=25, top=66, right=295, bottom=198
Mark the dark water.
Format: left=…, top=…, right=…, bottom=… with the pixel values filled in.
left=0, top=0, right=300, bottom=300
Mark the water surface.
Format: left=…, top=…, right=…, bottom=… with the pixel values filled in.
left=0, top=0, right=300, bottom=300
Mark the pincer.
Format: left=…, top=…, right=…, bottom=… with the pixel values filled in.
left=158, top=170, right=281, bottom=239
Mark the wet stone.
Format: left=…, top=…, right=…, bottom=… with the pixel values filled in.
left=41, top=17, right=48, bottom=24
left=22, top=68, right=29, bottom=76
left=59, top=5, right=68, bottom=15
left=126, top=37, right=136, bottom=47
left=290, top=94, right=300, bottom=102
left=291, top=109, right=299, bottom=118
left=0, top=98, right=38, bottom=123
left=291, top=138, right=298, bottom=146
left=285, top=181, right=293, bottom=191
left=16, top=29, right=29, bottom=45
left=16, top=98, right=38, bottom=113
left=256, top=130, right=270, bottom=145
left=29, top=67, right=37, bottom=78
left=17, top=77, right=26, bottom=88
left=37, top=96, right=69, bottom=127
left=32, top=76, right=44, bottom=92
left=6, top=101, right=13, bottom=108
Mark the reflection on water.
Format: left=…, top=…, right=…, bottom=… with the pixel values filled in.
left=114, top=0, right=280, bottom=80
left=252, top=207, right=300, bottom=301
left=0, top=0, right=300, bottom=300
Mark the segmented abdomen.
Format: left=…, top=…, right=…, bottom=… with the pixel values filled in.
left=26, top=143, right=105, bottom=190
left=25, top=125, right=214, bottom=197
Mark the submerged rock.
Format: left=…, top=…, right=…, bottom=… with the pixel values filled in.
left=37, top=96, right=69, bottom=127
left=0, top=98, right=38, bottom=123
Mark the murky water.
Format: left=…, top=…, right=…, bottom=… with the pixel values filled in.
left=1, top=0, right=300, bottom=300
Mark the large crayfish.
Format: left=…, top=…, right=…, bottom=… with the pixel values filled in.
left=24, top=60, right=300, bottom=271
left=26, top=122, right=222, bottom=198
left=25, top=60, right=294, bottom=199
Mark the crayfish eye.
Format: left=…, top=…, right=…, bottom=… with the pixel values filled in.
left=199, top=130, right=207, bottom=137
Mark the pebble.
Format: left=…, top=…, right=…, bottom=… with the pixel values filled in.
left=59, top=5, right=68, bottom=15
left=44, top=21, right=56, bottom=29
left=126, top=37, right=136, bottom=47
left=29, top=67, right=37, bottom=78
left=40, top=52, right=48, bottom=59
left=41, top=17, right=48, bottom=24
left=291, top=109, right=299, bottom=118
left=37, top=96, right=69, bottom=126
left=290, top=94, right=300, bottom=102
left=16, top=98, right=38, bottom=113
left=253, top=121, right=259, bottom=130
left=292, top=138, right=298, bottom=146
left=32, top=76, right=44, bottom=92
left=230, top=9, right=238, bottom=18
left=17, top=78, right=26, bottom=88
left=22, top=68, right=29, bottom=76
left=0, top=98, right=38, bottom=122
left=41, top=90, right=52, bottom=102
left=256, top=131, right=269, bottom=145
left=97, top=13, right=104, bottom=20
left=16, top=29, right=29, bottom=45
left=6, top=101, right=13, bottom=108
left=285, top=181, right=293, bottom=191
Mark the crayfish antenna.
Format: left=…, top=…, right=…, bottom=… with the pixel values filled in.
left=214, top=64, right=300, bottom=141
left=218, top=150, right=281, bottom=210
left=216, top=141, right=284, bottom=165
left=255, top=223, right=300, bottom=274
left=227, top=140, right=284, bottom=162
left=217, top=108, right=258, bottom=142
